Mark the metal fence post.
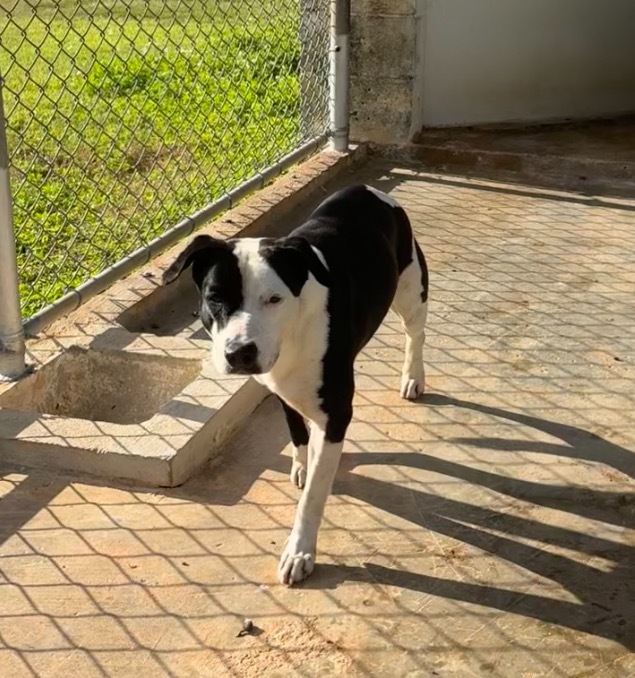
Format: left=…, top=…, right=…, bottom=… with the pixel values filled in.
left=0, top=77, right=26, bottom=380
left=329, top=0, right=350, bottom=152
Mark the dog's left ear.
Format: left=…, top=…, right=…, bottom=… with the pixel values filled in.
left=261, top=237, right=330, bottom=296
left=162, top=234, right=225, bottom=286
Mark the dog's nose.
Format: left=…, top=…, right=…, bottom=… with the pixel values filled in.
left=225, top=342, right=259, bottom=372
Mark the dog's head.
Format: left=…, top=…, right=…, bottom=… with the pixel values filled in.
left=163, top=234, right=329, bottom=375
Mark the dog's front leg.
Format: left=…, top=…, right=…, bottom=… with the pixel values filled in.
left=278, top=398, right=310, bottom=489
left=278, top=424, right=343, bottom=585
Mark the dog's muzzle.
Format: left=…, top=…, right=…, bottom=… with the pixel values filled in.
left=224, top=341, right=261, bottom=374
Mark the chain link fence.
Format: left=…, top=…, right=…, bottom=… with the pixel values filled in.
left=0, top=0, right=330, bottom=321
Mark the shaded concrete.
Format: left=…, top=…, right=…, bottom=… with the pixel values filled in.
left=1, top=162, right=635, bottom=676
left=398, top=116, right=635, bottom=198
left=0, top=348, right=201, bottom=425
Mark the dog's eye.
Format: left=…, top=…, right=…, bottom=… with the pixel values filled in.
left=206, top=292, right=222, bottom=305
left=266, top=294, right=282, bottom=305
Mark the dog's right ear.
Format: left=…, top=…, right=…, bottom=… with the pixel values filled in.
left=162, top=235, right=225, bottom=286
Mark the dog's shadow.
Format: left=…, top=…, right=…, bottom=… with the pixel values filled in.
left=301, top=393, right=635, bottom=650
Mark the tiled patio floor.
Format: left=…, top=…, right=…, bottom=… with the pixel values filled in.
left=1, top=162, right=635, bottom=677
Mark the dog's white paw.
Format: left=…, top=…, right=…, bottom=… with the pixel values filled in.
left=400, top=376, right=425, bottom=400
left=290, top=460, right=307, bottom=489
left=278, top=536, right=315, bottom=585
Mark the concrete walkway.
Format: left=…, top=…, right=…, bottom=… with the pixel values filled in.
left=2, top=162, right=635, bottom=677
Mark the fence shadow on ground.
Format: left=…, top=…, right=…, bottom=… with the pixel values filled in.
left=2, top=166, right=635, bottom=675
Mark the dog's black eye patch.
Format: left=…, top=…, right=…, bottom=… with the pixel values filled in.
left=205, top=289, right=223, bottom=305
left=199, top=255, right=243, bottom=329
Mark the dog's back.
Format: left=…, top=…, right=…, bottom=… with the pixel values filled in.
left=290, top=184, right=419, bottom=351
left=294, top=184, right=413, bottom=270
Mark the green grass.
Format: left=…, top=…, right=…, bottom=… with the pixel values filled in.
left=1, top=0, right=317, bottom=318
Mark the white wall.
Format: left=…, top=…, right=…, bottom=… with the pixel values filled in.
left=421, top=0, right=635, bottom=127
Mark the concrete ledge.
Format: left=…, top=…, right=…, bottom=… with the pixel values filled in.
left=0, top=144, right=367, bottom=487
left=372, top=120, right=635, bottom=198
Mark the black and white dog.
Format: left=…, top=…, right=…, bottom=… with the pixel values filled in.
left=163, top=185, right=428, bottom=585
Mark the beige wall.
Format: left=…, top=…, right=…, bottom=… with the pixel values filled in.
left=422, top=0, right=635, bottom=127
left=350, top=0, right=635, bottom=143
left=350, top=0, right=420, bottom=144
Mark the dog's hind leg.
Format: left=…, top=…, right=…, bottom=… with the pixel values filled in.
left=391, top=239, right=429, bottom=400
left=279, top=398, right=309, bottom=489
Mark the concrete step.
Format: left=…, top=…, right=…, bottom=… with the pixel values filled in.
left=379, top=116, right=635, bottom=198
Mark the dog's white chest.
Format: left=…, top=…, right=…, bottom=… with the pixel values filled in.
left=256, top=366, right=326, bottom=427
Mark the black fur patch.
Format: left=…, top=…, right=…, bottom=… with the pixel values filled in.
left=285, top=184, right=420, bottom=442
left=259, top=236, right=330, bottom=296
left=162, top=234, right=228, bottom=287
left=198, top=242, right=243, bottom=332
left=414, top=240, right=429, bottom=302
left=278, top=398, right=309, bottom=447
left=162, top=234, right=244, bottom=332
left=394, top=205, right=414, bottom=275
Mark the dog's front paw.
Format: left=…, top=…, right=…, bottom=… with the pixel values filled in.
left=290, top=460, right=307, bottom=489
left=400, top=376, right=425, bottom=400
left=278, top=535, right=315, bottom=585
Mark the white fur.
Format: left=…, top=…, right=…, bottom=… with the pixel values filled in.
left=211, top=238, right=305, bottom=375
left=391, top=241, right=428, bottom=399
left=278, top=425, right=343, bottom=585
left=365, top=184, right=400, bottom=208
left=207, top=237, right=331, bottom=505
left=311, top=245, right=329, bottom=270
left=254, top=252, right=330, bottom=427
left=245, top=245, right=331, bottom=510
left=290, top=443, right=308, bottom=489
